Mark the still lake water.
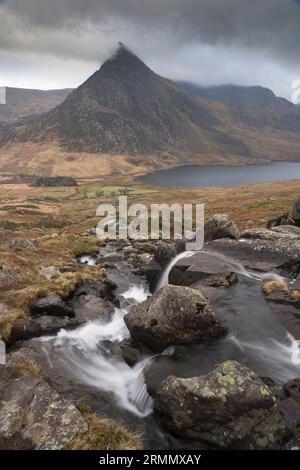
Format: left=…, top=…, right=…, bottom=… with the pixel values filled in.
left=139, top=162, right=300, bottom=188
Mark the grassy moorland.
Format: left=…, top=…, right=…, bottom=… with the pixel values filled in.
left=0, top=171, right=299, bottom=343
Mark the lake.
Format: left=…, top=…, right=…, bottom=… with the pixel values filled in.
left=139, top=162, right=300, bottom=188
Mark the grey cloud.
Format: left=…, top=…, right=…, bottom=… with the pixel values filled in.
left=1, top=0, right=300, bottom=99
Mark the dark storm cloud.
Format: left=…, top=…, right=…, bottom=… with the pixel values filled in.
left=2, top=0, right=300, bottom=64
left=1, top=0, right=300, bottom=98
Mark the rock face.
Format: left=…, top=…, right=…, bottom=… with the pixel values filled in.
left=0, top=364, right=87, bottom=450
left=154, top=361, right=288, bottom=449
left=124, top=285, right=227, bottom=352
left=204, top=214, right=240, bottom=243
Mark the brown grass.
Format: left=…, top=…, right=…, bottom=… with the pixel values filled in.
left=14, top=359, right=42, bottom=377
left=262, top=280, right=290, bottom=296
left=68, top=405, right=143, bottom=451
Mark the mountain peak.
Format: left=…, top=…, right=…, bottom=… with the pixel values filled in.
left=101, top=44, right=147, bottom=72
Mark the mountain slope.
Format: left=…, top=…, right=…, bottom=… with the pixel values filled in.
left=0, top=46, right=249, bottom=157
left=0, top=87, right=72, bottom=122
left=2, top=46, right=300, bottom=177
left=179, top=83, right=300, bottom=133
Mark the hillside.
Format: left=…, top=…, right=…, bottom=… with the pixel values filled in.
left=1, top=46, right=300, bottom=176
left=179, top=83, right=300, bottom=132
left=0, top=87, right=72, bottom=122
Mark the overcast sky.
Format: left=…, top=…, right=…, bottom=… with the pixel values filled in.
left=1, top=0, right=300, bottom=101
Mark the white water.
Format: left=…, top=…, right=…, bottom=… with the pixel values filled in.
left=155, top=250, right=195, bottom=291
left=44, top=247, right=300, bottom=419
left=42, top=284, right=153, bottom=417
left=80, top=255, right=97, bottom=266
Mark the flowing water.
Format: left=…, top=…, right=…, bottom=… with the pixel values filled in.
left=40, top=249, right=300, bottom=439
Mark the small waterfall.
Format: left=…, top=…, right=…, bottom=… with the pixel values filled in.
left=155, top=250, right=195, bottom=291
left=41, top=284, right=153, bottom=417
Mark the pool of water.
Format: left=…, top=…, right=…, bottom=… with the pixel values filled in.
left=139, top=162, right=300, bottom=188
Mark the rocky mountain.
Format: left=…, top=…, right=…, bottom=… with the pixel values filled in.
left=0, top=87, right=72, bottom=122
left=2, top=45, right=300, bottom=176
left=179, top=82, right=300, bottom=133
left=0, top=45, right=251, bottom=157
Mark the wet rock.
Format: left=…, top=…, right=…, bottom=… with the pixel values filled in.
left=9, top=316, right=78, bottom=345
left=71, top=280, right=117, bottom=305
left=284, top=379, right=300, bottom=404
left=70, top=293, right=114, bottom=323
left=0, top=265, right=22, bottom=288
left=8, top=238, right=35, bottom=250
left=279, top=398, right=300, bottom=429
left=204, top=214, right=240, bottom=243
left=169, top=251, right=235, bottom=287
left=0, top=364, right=87, bottom=450
left=292, top=195, right=300, bottom=225
left=118, top=339, right=146, bottom=367
left=124, top=285, right=227, bottom=352
left=30, top=296, right=75, bottom=318
left=154, top=361, right=288, bottom=449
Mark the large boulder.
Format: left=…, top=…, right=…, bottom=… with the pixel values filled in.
left=293, top=195, right=300, bottom=225
left=0, top=363, right=87, bottom=450
left=124, top=285, right=227, bottom=352
left=154, top=361, right=288, bottom=449
left=204, top=214, right=240, bottom=243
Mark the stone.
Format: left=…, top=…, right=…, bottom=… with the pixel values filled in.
left=40, top=266, right=59, bottom=280
left=154, top=361, right=288, bottom=449
left=124, top=285, right=227, bottom=352
left=30, top=296, right=75, bottom=318
left=8, top=238, right=35, bottom=250
left=0, top=365, right=87, bottom=450
left=204, top=214, right=240, bottom=243
left=0, top=265, right=22, bottom=288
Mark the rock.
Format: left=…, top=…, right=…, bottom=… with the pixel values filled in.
left=204, top=214, right=240, bottom=243
left=0, top=265, right=22, bottom=288
left=284, top=379, right=300, bottom=404
left=9, top=316, right=79, bottom=345
left=39, top=266, right=59, bottom=280
left=279, top=398, right=300, bottom=429
left=72, top=280, right=117, bottom=305
left=133, top=241, right=156, bottom=254
left=118, top=339, right=146, bottom=367
left=8, top=238, right=35, bottom=250
left=154, top=243, right=176, bottom=266
left=292, top=195, right=300, bottom=225
left=30, top=296, right=75, bottom=318
left=0, top=364, right=87, bottom=450
left=266, top=212, right=292, bottom=229
left=154, top=361, right=288, bottom=449
left=70, top=292, right=114, bottom=323
left=273, top=225, right=300, bottom=237
left=124, top=285, right=227, bottom=352
left=243, top=227, right=300, bottom=241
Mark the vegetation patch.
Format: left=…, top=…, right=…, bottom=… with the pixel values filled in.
left=68, top=405, right=143, bottom=450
